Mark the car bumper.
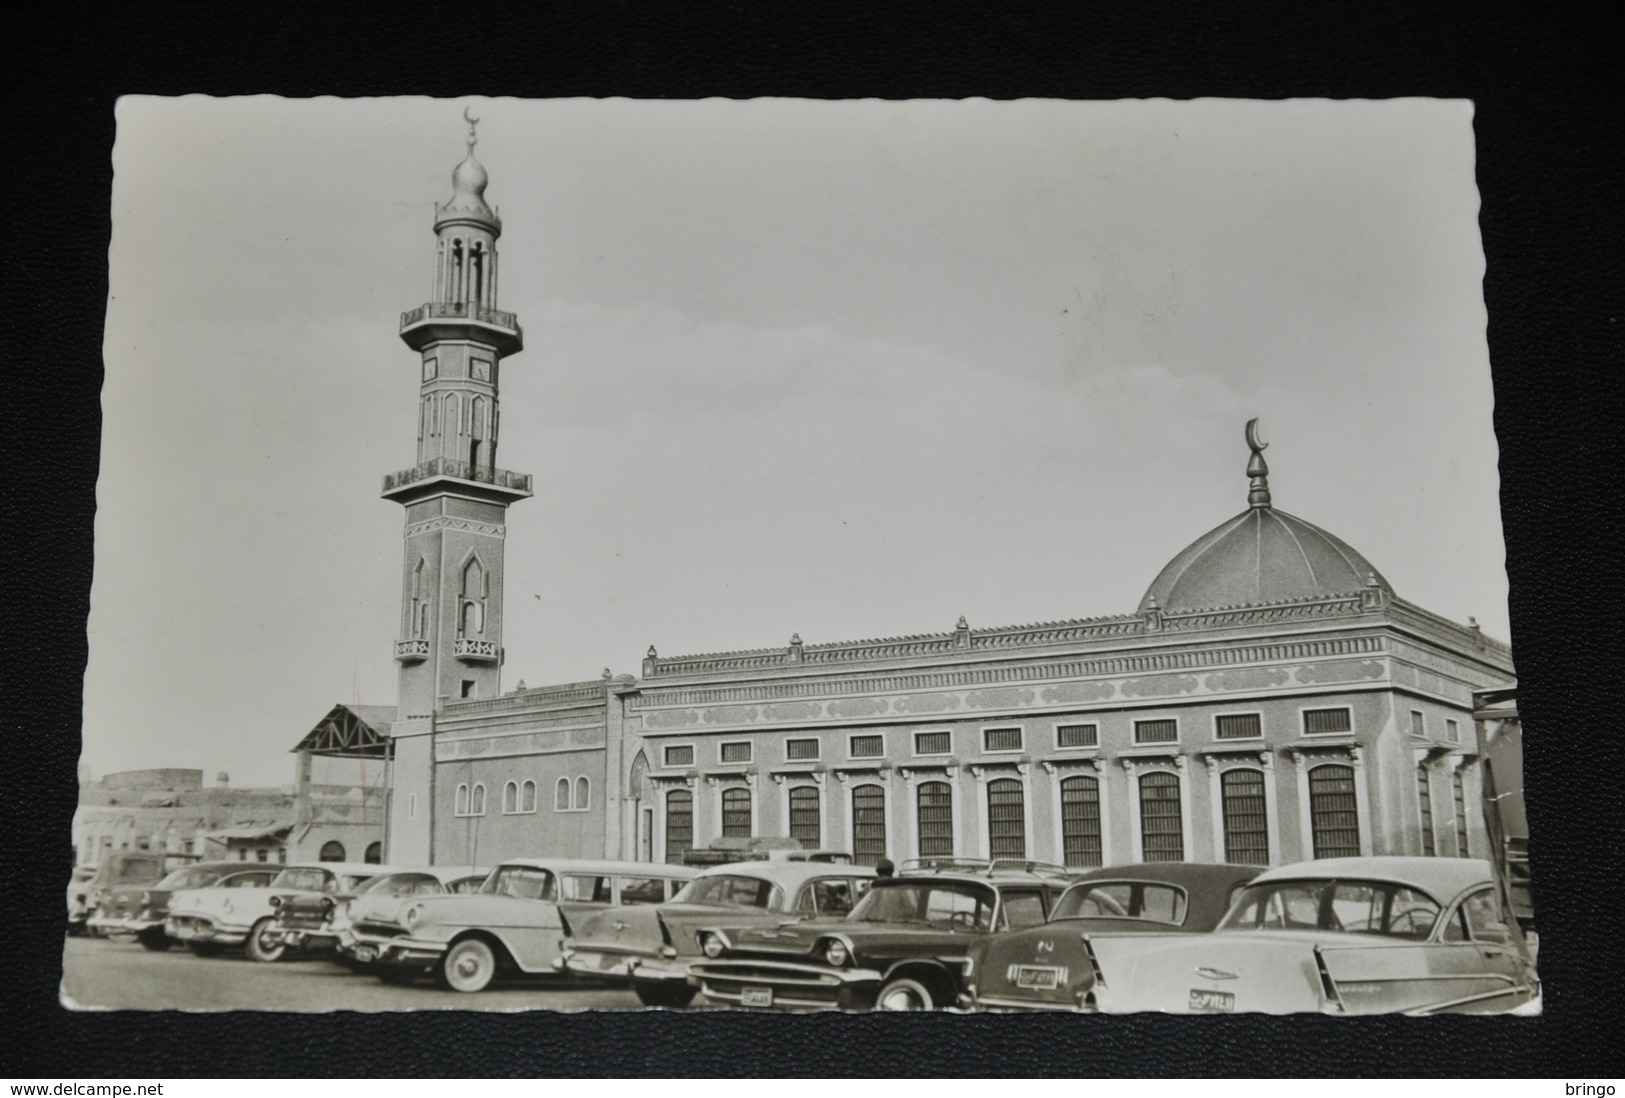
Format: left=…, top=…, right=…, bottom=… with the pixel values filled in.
left=963, top=992, right=1091, bottom=1013
left=368, top=936, right=452, bottom=969
left=165, top=915, right=251, bottom=945
left=559, top=948, right=687, bottom=983
left=261, top=927, right=340, bottom=951
left=87, top=915, right=164, bottom=935
left=690, top=959, right=883, bottom=1010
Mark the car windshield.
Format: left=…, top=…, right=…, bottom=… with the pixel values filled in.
left=270, top=867, right=335, bottom=892
left=359, top=873, right=444, bottom=898
left=155, top=866, right=222, bottom=890
left=220, top=872, right=273, bottom=888
left=480, top=866, right=557, bottom=901
left=1219, top=879, right=1443, bottom=940
left=108, top=858, right=163, bottom=884
left=848, top=880, right=997, bottom=931
left=1051, top=881, right=1189, bottom=924
left=672, top=875, right=780, bottom=909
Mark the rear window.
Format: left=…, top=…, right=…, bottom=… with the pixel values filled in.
left=1221, top=879, right=1441, bottom=939
left=999, top=890, right=1050, bottom=930
left=615, top=876, right=668, bottom=905
left=1053, top=881, right=1190, bottom=925
left=156, top=866, right=220, bottom=890
left=675, top=875, right=778, bottom=909
left=559, top=875, right=613, bottom=903
left=362, top=873, right=444, bottom=897
left=220, top=872, right=274, bottom=889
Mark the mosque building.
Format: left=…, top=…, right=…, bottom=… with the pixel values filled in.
left=293, top=120, right=1516, bottom=873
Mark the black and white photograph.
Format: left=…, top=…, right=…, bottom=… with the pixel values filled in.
left=65, top=96, right=1538, bottom=1021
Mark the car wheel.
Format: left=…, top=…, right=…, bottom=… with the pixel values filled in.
left=137, top=928, right=173, bottom=952
left=875, top=977, right=936, bottom=1011
left=246, top=919, right=286, bottom=963
left=187, top=942, right=224, bottom=958
left=633, top=981, right=697, bottom=1008
left=438, top=939, right=498, bottom=993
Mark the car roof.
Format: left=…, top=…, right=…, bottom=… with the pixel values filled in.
left=878, top=870, right=1062, bottom=889
left=1249, top=856, right=1494, bottom=899
left=372, top=865, right=491, bottom=883
left=693, top=860, right=877, bottom=889
left=1064, top=862, right=1265, bottom=887
left=494, top=858, right=698, bottom=877
left=276, top=862, right=400, bottom=876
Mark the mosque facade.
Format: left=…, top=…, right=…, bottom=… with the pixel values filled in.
left=305, top=123, right=1516, bottom=874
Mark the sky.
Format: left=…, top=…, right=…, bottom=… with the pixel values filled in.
left=85, top=96, right=1508, bottom=788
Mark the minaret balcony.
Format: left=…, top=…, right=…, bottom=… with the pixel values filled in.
left=453, top=638, right=499, bottom=662
left=399, top=302, right=522, bottom=356
left=395, top=639, right=431, bottom=663
left=381, top=457, right=533, bottom=505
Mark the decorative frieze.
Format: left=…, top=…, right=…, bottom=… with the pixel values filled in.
left=404, top=516, right=507, bottom=538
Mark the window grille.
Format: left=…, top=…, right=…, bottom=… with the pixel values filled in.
left=788, top=786, right=820, bottom=849
left=720, top=741, right=752, bottom=764
left=1305, top=708, right=1353, bottom=735
left=914, top=731, right=951, bottom=755
left=1452, top=768, right=1470, bottom=857
left=1416, top=765, right=1436, bottom=857
left=916, top=781, right=953, bottom=858
left=1216, top=713, right=1262, bottom=740
left=721, top=787, right=752, bottom=838
left=1060, top=775, right=1102, bottom=867
left=663, top=744, right=694, bottom=767
left=983, top=727, right=1023, bottom=753
left=1138, top=772, right=1184, bottom=862
left=1220, top=768, right=1269, bottom=864
left=1308, top=764, right=1360, bottom=858
left=786, top=738, right=820, bottom=761
left=664, top=790, right=692, bottom=864
left=851, top=784, right=886, bottom=865
left=849, top=734, right=884, bottom=758
left=1057, top=723, right=1098, bottom=749
left=987, top=778, right=1026, bottom=860
left=1135, top=719, right=1178, bottom=744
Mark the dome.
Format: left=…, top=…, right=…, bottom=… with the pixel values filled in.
left=448, top=152, right=491, bottom=211
left=1138, top=419, right=1394, bottom=613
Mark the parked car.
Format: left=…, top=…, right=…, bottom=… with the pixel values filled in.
left=689, top=864, right=1074, bottom=1011
left=960, top=862, right=1264, bottom=1011
left=560, top=860, right=877, bottom=1007
left=86, top=861, right=272, bottom=950
left=366, top=859, right=698, bottom=992
left=165, top=862, right=384, bottom=959
left=251, top=865, right=451, bottom=960
left=1083, top=856, right=1541, bottom=1015
left=320, top=866, right=488, bottom=969
left=79, top=852, right=201, bottom=936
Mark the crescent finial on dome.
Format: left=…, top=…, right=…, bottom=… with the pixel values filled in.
left=463, top=105, right=480, bottom=149
left=1245, top=417, right=1272, bottom=509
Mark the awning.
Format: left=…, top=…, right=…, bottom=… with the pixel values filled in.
left=293, top=704, right=396, bottom=759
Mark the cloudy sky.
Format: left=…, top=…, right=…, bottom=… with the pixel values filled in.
left=87, top=96, right=1506, bottom=787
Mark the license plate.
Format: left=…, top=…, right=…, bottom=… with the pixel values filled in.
left=354, top=946, right=376, bottom=963
left=1189, top=988, right=1235, bottom=1013
left=1013, top=965, right=1062, bottom=990
left=741, top=986, right=773, bottom=1007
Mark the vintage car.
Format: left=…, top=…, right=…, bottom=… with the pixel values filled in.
left=86, top=861, right=271, bottom=950
left=560, top=860, right=878, bottom=1007
left=689, top=864, right=1074, bottom=1011
left=66, top=866, right=97, bottom=936
left=365, top=859, right=698, bottom=992
left=960, top=862, right=1264, bottom=1011
left=165, top=861, right=384, bottom=959
left=310, top=866, right=488, bottom=969
left=78, top=851, right=201, bottom=936
left=1083, top=856, right=1541, bottom=1015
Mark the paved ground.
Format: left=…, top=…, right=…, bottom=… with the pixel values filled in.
left=60, top=934, right=650, bottom=1012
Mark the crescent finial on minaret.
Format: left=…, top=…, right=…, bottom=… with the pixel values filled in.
left=463, top=105, right=480, bottom=148
left=1245, top=417, right=1272, bottom=509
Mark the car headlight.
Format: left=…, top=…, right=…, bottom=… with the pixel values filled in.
left=402, top=903, right=425, bottom=932
left=824, top=940, right=849, bottom=967
left=700, top=933, right=724, bottom=959
left=269, top=894, right=283, bottom=908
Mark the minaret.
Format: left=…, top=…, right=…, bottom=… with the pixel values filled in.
left=383, top=110, right=529, bottom=718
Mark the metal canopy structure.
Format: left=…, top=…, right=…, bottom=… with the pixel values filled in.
left=293, top=704, right=396, bottom=760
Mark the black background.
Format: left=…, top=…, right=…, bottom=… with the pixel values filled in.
left=6, top=0, right=1620, bottom=1078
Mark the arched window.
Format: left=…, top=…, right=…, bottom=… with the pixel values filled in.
left=454, top=783, right=469, bottom=816
left=470, top=396, right=488, bottom=468
left=503, top=781, right=519, bottom=814
left=1416, top=765, right=1436, bottom=857
left=319, top=841, right=345, bottom=863
left=851, top=784, right=886, bottom=865
left=555, top=778, right=571, bottom=811
left=987, top=778, right=1025, bottom=860
left=1220, top=768, right=1269, bottom=865
left=721, top=787, right=752, bottom=838
left=520, top=780, right=537, bottom=813
left=1139, top=771, right=1184, bottom=862
left=575, top=777, right=591, bottom=812
left=665, top=789, right=693, bottom=865
left=469, top=783, right=486, bottom=816
left=364, top=841, right=382, bottom=865
left=1308, top=763, right=1360, bottom=859
left=916, top=780, right=953, bottom=858
left=1060, top=775, right=1102, bottom=868
left=460, top=556, right=486, bottom=637
left=788, top=786, right=820, bottom=849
